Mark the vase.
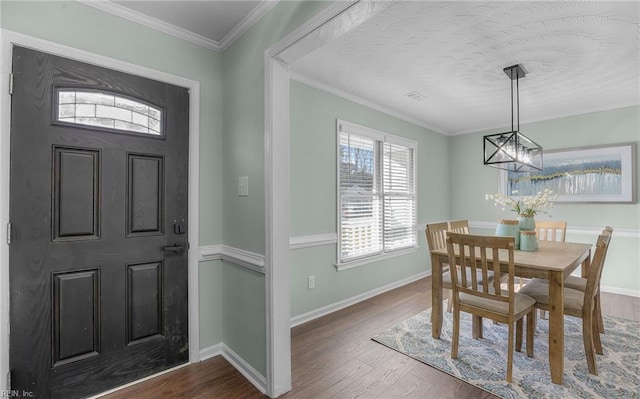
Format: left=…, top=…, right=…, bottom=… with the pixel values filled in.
left=520, top=230, right=538, bottom=251
left=496, top=219, right=520, bottom=249
left=518, top=215, right=536, bottom=231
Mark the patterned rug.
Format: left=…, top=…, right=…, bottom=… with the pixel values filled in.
left=372, top=306, right=640, bottom=398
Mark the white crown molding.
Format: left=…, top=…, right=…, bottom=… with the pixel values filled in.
left=78, top=0, right=280, bottom=53
left=76, top=0, right=222, bottom=52
left=219, top=1, right=279, bottom=51
left=452, top=101, right=640, bottom=136
left=290, top=71, right=445, bottom=135
left=199, top=245, right=265, bottom=273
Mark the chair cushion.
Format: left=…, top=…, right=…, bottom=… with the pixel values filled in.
left=442, top=269, right=495, bottom=288
left=564, top=275, right=587, bottom=291
left=518, top=279, right=585, bottom=313
left=459, top=290, right=535, bottom=315
left=529, top=276, right=586, bottom=291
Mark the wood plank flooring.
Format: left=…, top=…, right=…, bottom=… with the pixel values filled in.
left=100, top=278, right=639, bottom=399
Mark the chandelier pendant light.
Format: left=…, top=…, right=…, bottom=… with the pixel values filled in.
left=483, top=64, right=543, bottom=172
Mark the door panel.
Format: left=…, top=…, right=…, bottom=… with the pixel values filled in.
left=52, top=146, right=101, bottom=241
left=52, top=269, right=100, bottom=366
left=127, top=154, right=164, bottom=236
left=9, top=46, right=189, bottom=398
left=126, top=261, right=163, bottom=345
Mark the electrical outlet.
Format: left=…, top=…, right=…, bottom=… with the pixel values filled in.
left=308, top=275, right=315, bottom=289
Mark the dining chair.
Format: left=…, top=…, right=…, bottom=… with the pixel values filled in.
left=519, top=232, right=611, bottom=375
left=426, top=221, right=492, bottom=313
left=535, top=220, right=567, bottom=242
left=561, top=226, right=613, bottom=334
left=448, top=219, right=470, bottom=234
left=446, top=232, right=535, bottom=383
left=535, top=220, right=567, bottom=319
left=426, top=222, right=454, bottom=312
left=447, top=219, right=502, bottom=325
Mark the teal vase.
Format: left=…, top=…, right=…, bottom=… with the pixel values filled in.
left=496, top=219, right=520, bottom=249
left=518, top=215, right=535, bottom=231
left=520, top=230, right=538, bottom=251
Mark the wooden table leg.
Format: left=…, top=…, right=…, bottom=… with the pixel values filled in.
left=431, top=253, right=443, bottom=339
left=548, top=270, right=564, bottom=384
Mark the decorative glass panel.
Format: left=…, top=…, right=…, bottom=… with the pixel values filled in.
left=55, top=89, right=163, bottom=136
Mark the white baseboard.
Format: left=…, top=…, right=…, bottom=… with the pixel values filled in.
left=199, top=343, right=267, bottom=394
left=601, top=285, right=640, bottom=298
left=290, top=271, right=429, bottom=327
left=199, top=342, right=223, bottom=361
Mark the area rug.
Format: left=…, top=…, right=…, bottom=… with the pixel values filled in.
left=372, top=306, right=639, bottom=398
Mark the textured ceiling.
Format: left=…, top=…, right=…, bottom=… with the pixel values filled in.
left=291, top=1, right=640, bottom=135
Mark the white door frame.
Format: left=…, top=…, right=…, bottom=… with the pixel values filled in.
left=0, top=29, right=201, bottom=389
left=263, top=1, right=395, bottom=396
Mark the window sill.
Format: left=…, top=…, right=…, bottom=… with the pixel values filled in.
left=335, top=246, right=419, bottom=271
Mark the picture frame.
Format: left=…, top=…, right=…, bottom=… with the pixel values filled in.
left=500, top=143, right=636, bottom=203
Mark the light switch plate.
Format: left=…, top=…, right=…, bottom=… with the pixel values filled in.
left=238, top=176, right=249, bottom=197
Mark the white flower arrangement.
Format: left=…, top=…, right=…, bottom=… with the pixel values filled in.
left=485, top=189, right=558, bottom=217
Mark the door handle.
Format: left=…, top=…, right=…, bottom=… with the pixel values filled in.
left=163, top=242, right=188, bottom=254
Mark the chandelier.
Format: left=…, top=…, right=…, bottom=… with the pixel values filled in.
left=483, top=64, right=543, bottom=172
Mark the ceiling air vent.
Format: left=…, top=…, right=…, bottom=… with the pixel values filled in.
left=404, top=91, right=427, bottom=101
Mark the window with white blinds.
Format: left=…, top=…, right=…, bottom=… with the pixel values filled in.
left=337, top=120, right=417, bottom=263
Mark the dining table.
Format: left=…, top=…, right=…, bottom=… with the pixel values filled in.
left=430, top=240, right=592, bottom=385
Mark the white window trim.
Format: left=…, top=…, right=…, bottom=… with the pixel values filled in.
left=335, top=245, right=419, bottom=271
left=336, top=119, right=418, bottom=268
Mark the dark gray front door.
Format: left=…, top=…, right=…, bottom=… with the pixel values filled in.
left=9, top=46, right=189, bottom=398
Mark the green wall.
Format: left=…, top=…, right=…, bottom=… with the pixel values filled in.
left=450, top=106, right=640, bottom=293
left=289, top=80, right=449, bottom=317
left=221, top=261, right=266, bottom=374
left=1, top=0, right=225, bottom=349
left=219, top=0, right=332, bottom=376
left=220, top=1, right=330, bottom=253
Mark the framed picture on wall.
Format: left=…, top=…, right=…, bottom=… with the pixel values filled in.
left=500, top=143, right=636, bottom=203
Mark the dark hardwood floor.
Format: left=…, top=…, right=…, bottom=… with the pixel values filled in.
left=99, top=277, right=640, bottom=399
